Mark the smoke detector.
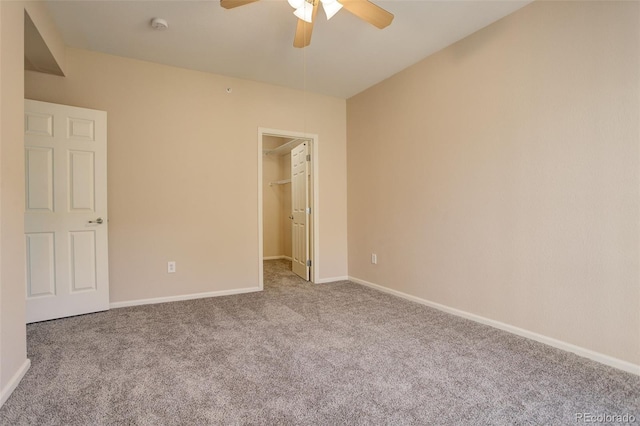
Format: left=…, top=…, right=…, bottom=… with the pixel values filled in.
left=150, top=18, right=169, bottom=30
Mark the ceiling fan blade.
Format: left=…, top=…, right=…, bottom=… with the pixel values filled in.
left=293, top=2, right=319, bottom=48
left=220, top=0, right=260, bottom=9
left=340, top=0, right=394, bottom=29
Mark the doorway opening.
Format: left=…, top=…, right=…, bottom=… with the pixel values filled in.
left=258, top=128, right=319, bottom=289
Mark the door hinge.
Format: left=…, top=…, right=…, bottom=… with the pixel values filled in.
left=306, top=154, right=311, bottom=162
left=306, top=207, right=311, bottom=214
left=306, top=259, right=312, bottom=267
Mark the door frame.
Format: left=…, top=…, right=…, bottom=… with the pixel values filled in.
left=257, top=127, right=319, bottom=288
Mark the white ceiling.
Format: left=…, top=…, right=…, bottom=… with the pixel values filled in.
left=44, top=0, right=532, bottom=99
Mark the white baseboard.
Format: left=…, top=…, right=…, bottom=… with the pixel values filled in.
left=263, top=256, right=292, bottom=261
left=349, top=276, right=640, bottom=376
left=0, top=358, right=30, bottom=408
left=110, top=286, right=262, bottom=309
left=315, top=276, right=349, bottom=284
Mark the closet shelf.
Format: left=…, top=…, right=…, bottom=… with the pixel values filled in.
left=263, top=138, right=308, bottom=156
left=269, top=179, right=291, bottom=186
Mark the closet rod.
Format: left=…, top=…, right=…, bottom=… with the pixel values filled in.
left=269, top=179, right=291, bottom=186
left=263, top=138, right=308, bottom=156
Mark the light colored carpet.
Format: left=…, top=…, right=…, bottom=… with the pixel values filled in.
left=1, top=259, right=638, bottom=425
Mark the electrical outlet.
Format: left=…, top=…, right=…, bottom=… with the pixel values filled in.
left=371, top=253, right=377, bottom=264
left=167, top=261, right=176, bottom=273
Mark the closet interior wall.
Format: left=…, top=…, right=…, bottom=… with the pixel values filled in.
left=263, top=136, right=292, bottom=260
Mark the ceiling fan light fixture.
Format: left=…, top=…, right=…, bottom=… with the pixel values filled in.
left=321, top=0, right=342, bottom=20
left=219, top=0, right=393, bottom=47
left=287, top=0, right=305, bottom=10
left=294, top=2, right=313, bottom=23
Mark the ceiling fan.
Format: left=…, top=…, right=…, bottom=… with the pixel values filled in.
left=220, top=0, right=394, bottom=48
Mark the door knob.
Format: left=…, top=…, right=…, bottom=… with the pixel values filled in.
left=289, top=215, right=294, bottom=220
left=89, top=217, right=104, bottom=224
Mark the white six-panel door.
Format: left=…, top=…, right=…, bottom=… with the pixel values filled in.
left=291, top=142, right=309, bottom=280
left=24, top=100, right=109, bottom=323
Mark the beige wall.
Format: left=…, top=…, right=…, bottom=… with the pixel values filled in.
left=262, top=136, right=289, bottom=258
left=347, top=1, right=639, bottom=365
left=1, top=0, right=65, bottom=402
left=26, top=48, right=348, bottom=303
left=1, top=0, right=27, bottom=400
left=24, top=2, right=65, bottom=75
left=281, top=152, right=292, bottom=258
left=24, top=2, right=66, bottom=76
